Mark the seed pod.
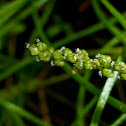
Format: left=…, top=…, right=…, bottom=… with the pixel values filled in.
left=114, top=61, right=126, bottom=73
left=98, top=55, right=112, bottom=67
left=29, top=44, right=40, bottom=55
left=37, top=42, right=47, bottom=51
left=102, top=68, right=114, bottom=78
left=84, top=59, right=94, bottom=70
left=67, top=54, right=76, bottom=63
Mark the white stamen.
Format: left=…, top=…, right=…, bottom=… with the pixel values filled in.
left=80, top=61, right=83, bottom=67
left=111, top=61, right=115, bottom=67
left=95, top=53, right=101, bottom=58
left=25, top=43, right=30, bottom=48
left=118, top=75, right=121, bottom=79
left=36, top=56, right=40, bottom=62
left=75, top=48, right=81, bottom=53
left=60, top=46, right=66, bottom=51
left=63, top=56, right=67, bottom=60
left=50, top=60, right=54, bottom=66
left=74, top=54, right=78, bottom=60
left=98, top=71, right=102, bottom=77
left=36, top=38, right=40, bottom=42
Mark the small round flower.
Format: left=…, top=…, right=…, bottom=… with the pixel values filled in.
left=78, top=49, right=89, bottom=59
left=29, top=44, right=40, bottom=55
left=53, top=50, right=63, bottom=60
left=37, top=42, right=47, bottom=51
left=67, top=54, right=76, bottom=63
left=39, top=50, right=51, bottom=62
left=54, top=60, right=65, bottom=67
left=98, top=55, right=112, bottom=67
left=102, top=68, right=114, bottom=78
left=48, top=47, right=54, bottom=54
left=114, top=61, right=126, bottom=73
left=84, top=59, right=94, bottom=70
left=120, top=73, right=126, bottom=80
left=62, top=48, right=73, bottom=56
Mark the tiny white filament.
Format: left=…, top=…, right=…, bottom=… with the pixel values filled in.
left=95, top=53, right=101, bottom=58
left=36, top=38, right=40, bottom=42
left=98, top=71, right=102, bottom=77
left=25, top=43, right=30, bottom=48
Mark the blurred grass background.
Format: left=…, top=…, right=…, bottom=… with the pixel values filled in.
left=1, top=0, right=126, bottom=126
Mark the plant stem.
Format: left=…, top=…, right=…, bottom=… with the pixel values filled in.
left=0, top=98, right=53, bottom=126
left=111, top=114, right=126, bottom=126
left=100, top=0, right=126, bottom=30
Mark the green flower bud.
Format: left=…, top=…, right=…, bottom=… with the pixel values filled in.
left=39, top=50, right=51, bottom=62
left=84, top=59, right=94, bottom=70
left=53, top=50, right=63, bottom=60
left=98, top=55, right=112, bottom=67
left=114, top=62, right=126, bottom=73
left=37, top=42, right=47, bottom=51
left=120, top=73, right=126, bottom=80
left=48, top=47, right=54, bottom=54
left=54, top=60, right=65, bottom=66
left=29, top=44, right=40, bottom=55
left=67, top=54, right=76, bottom=63
left=63, top=48, right=73, bottom=56
left=102, top=68, right=114, bottom=78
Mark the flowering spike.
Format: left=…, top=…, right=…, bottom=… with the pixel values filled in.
left=27, top=40, right=126, bottom=80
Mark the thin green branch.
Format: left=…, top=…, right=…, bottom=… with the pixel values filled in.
left=100, top=0, right=126, bottom=30
left=0, top=98, right=53, bottom=126
left=72, top=96, right=98, bottom=126
left=92, top=0, right=126, bottom=45
left=111, top=114, right=126, bottom=126
left=0, top=0, right=29, bottom=28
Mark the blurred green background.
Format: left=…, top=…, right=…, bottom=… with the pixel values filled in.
left=1, top=0, right=126, bottom=126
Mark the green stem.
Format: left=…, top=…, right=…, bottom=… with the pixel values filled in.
left=0, top=98, right=53, bottom=126
left=92, top=0, right=126, bottom=44
left=100, top=0, right=126, bottom=30
left=31, top=1, right=51, bottom=47
left=0, top=0, right=29, bottom=28
left=72, top=96, right=98, bottom=126
left=111, top=114, right=126, bottom=126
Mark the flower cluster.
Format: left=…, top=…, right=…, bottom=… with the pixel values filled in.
left=27, top=40, right=126, bottom=80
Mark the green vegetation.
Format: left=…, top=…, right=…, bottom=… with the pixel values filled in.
left=0, top=0, right=126, bottom=125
